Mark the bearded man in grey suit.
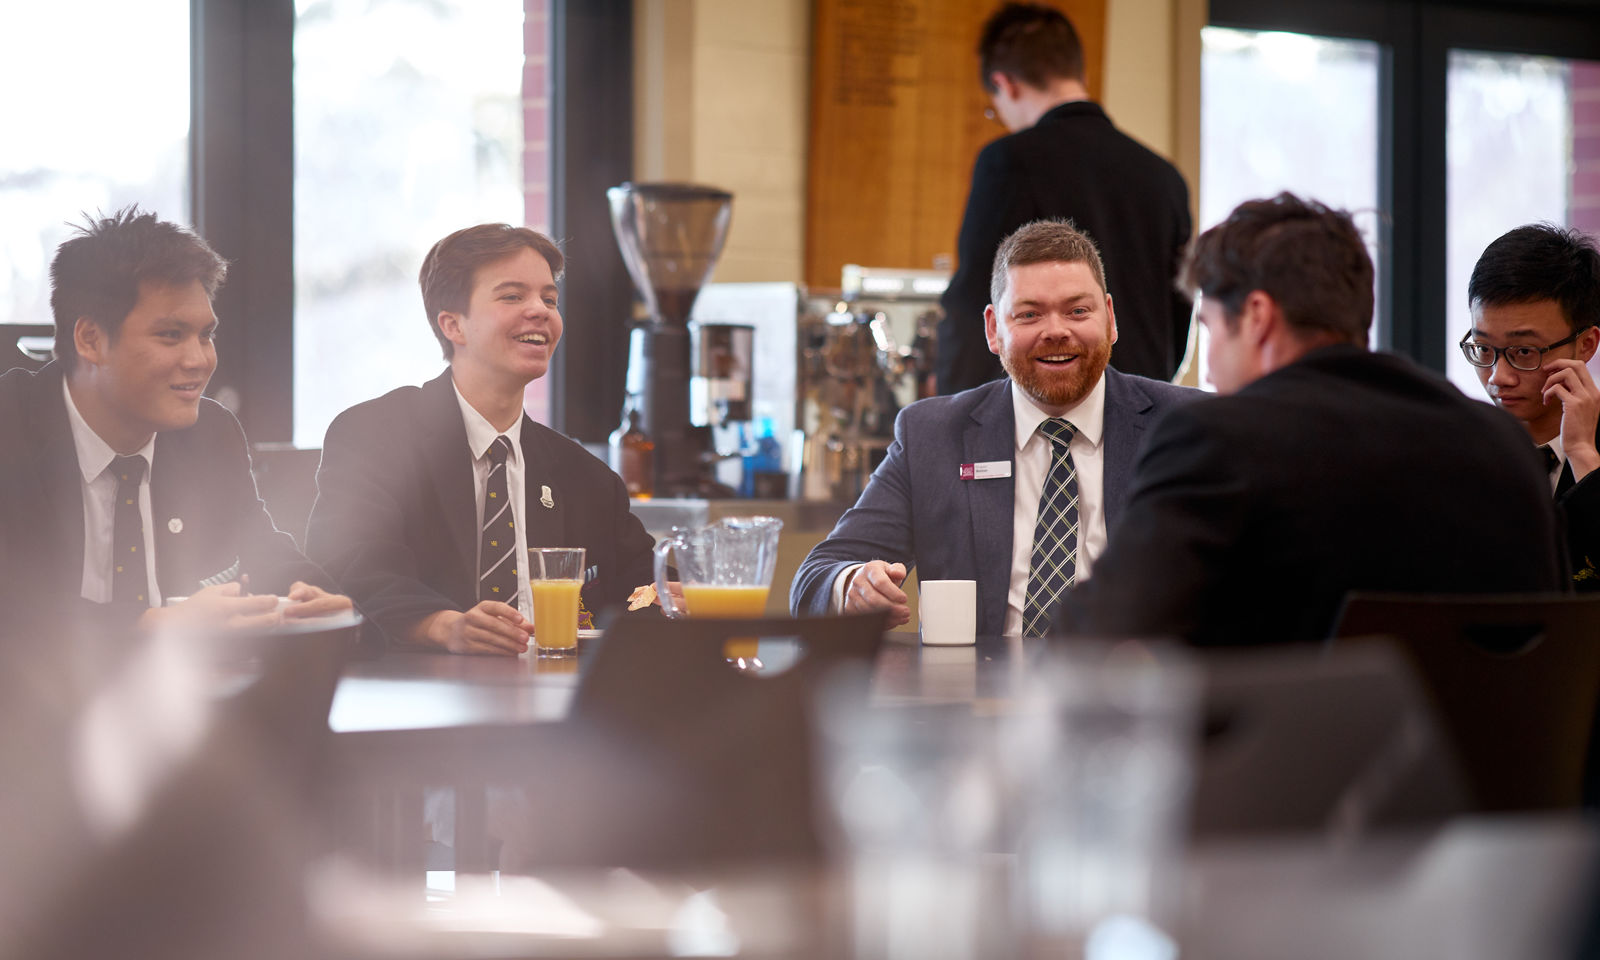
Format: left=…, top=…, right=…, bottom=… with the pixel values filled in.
left=791, top=220, right=1201, bottom=636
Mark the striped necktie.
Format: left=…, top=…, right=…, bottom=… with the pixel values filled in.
left=1022, top=418, right=1079, bottom=637
left=111, top=454, right=151, bottom=607
left=479, top=436, right=518, bottom=607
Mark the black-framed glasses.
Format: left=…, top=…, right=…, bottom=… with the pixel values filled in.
left=1458, top=330, right=1583, bottom=372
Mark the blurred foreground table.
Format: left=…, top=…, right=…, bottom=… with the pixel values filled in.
left=329, top=633, right=1042, bottom=736
left=314, top=815, right=1599, bottom=960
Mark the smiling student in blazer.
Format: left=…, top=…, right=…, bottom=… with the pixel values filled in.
left=791, top=219, right=1200, bottom=637
left=305, top=224, right=655, bottom=655
left=0, top=208, right=348, bottom=632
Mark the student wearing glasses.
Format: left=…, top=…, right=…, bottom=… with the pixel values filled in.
left=1463, top=224, right=1600, bottom=590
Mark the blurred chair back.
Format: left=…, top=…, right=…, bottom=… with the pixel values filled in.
left=1333, top=592, right=1600, bottom=812
left=6, top=324, right=55, bottom=373
left=552, top=612, right=887, bottom=869
left=1194, top=643, right=1466, bottom=838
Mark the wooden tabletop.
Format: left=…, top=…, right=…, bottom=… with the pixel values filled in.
left=329, top=633, right=1046, bottom=735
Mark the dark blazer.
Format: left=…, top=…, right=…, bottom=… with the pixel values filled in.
left=0, top=362, right=326, bottom=619
left=305, top=369, right=655, bottom=645
left=790, top=369, right=1201, bottom=635
left=1557, top=428, right=1600, bottom=591
left=937, top=101, right=1193, bottom=392
left=1053, top=346, right=1566, bottom=646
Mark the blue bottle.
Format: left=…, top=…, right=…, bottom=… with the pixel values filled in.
left=740, top=417, right=783, bottom=498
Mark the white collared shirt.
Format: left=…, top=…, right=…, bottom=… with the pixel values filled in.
left=63, top=378, right=161, bottom=606
left=452, top=380, right=531, bottom=613
left=1003, top=376, right=1108, bottom=635
left=1544, top=435, right=1567, bottom=494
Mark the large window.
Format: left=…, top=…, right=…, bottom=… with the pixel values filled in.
left=0, top=1, right=190, bottom=328
left=1444, top=52, right=1600, bottom=396
left=293, top=0, right=536, bottom=448
left=1200, top=26, right=1382, bottom=386
left=1207, top=0, right=1600, bottom=383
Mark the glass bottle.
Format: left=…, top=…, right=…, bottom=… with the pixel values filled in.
left=609, top=395, right=655, bottom=499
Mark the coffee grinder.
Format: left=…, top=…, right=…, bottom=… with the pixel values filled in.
left=607, top=182, right=736, bottom=497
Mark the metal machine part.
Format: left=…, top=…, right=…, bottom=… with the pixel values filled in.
left=607, top=182, right=736, bottom=497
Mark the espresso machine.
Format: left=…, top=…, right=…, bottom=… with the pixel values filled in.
left=608, top=182, right=751, bottom=497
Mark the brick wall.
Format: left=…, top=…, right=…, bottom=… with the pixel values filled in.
left=1573, top=61, right=1600, bottom=238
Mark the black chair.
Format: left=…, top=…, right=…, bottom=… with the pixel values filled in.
left=1193, top=643, right=1467, bottom=838
left=6, top=323, right=55, bottom=373
left=538, top=611, right=888, bottom=870
left=1332, top=592, right=1600, bottom=812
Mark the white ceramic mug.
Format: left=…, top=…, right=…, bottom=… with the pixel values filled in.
left=919, top=579, right=977, bottom=646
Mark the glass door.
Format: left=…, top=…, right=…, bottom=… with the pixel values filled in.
left=1444, top=51, right=1600, bottom=397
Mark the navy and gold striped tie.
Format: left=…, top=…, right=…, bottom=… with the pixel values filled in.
left=1022, top=418, right=1079, bottom=637
left=478, top=436, right=518, bottom=607
left=111, top=454, right=150, bottom=607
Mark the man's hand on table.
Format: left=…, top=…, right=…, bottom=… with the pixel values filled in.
left=282, top=581, right=353, bottom=619
left=415, top=602, right=532, bottom=656
left=137, top=582, right=281, bottom=634
left=843, top=560, right=911, bottom=627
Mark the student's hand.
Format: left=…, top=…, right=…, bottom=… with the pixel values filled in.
left=842, top=560, right=911, bottom=627
left=1544, top=357, right=1600, bottom=482
left=139, top=582, right=282, bottom=634
left=282, top=581, right=353, bottom=619
left=416, top=602, right=531, bottom=656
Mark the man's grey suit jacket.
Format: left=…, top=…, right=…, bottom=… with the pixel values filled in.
left=789, top=369, right=1201, bottom=635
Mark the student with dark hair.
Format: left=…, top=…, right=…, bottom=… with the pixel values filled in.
left=306, top=224, right=655, bottom=654
left=1463, top=223, right=1600, bottom=589
left=1052, top=193, right=1562, bottom=645
left=937, top=1, right=1192, bottom=393
left=793, top=219, right=1197, bottom=636
left=0, top=207, right=349, bottom=629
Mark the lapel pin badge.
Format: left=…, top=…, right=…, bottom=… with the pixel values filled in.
left=168, top=517, right=183, bottom=534
left=540, top=484, right=555, bottom=509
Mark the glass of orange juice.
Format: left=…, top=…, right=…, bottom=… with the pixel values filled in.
left=529, top=547, right=585, bottom=658
left=652, top=516, right=784, bottom=668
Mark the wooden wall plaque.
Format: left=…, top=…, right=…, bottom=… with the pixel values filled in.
left=805, top=0, right=1106, bottom=289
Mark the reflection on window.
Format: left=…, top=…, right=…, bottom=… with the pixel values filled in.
left=293, top=0, right=529, bottom=448
left=1199, top=28, right=1382, bottom=387
left=1445, top=51, right=1600, bottom=398
left=0, top=2, right=189, bottom=327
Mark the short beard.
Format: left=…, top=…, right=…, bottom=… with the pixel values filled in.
left=1000, top=337, right=1113, bottom=409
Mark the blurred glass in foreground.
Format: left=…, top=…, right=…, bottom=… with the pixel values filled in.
left=816, top=643, right=1198, bottom=960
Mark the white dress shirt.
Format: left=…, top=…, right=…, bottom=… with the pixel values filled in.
left=1544, top=435, right=1567, bottom=494
left=1002, top=377, right=1108, bottom=635
left=830, top=377, right=1110, bottom=636
left=63, top=379, right=161, bottom=605
left=453, top=381, right=531, bottom=614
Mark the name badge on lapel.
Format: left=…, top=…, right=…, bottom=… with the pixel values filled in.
left=959, top=461, right=1012, bottom=480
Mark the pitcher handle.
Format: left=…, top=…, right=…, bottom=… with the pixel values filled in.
left=653, top=535, right=685, bottom=619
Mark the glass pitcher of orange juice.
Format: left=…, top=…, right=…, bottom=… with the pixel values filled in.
left=652, top=515, right=784, bottom=666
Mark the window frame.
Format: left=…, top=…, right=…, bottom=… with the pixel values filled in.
left=1208, top=0, right=1600, bottom=373
left=193, top=0, right=630, bottom=445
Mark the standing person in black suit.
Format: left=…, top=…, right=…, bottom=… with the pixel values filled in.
left=306, top=224, right=655, bottom=655
left=1052, top=193, right=1563, bottom=646
left=0, top=208, right=349, bottom=631
left=1462, top=224, right=1600, bottom=591
left=937, top=2, right=1193, bottom=393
